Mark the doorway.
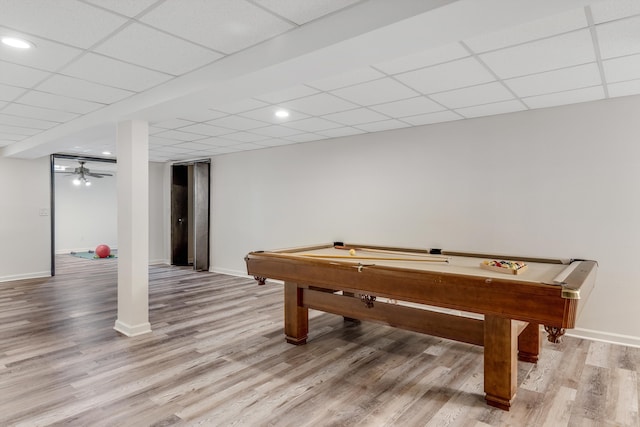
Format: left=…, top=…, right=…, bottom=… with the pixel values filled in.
left=171, top=161, right=210, bottom=271
left=50, top=154, right=117, bottom=276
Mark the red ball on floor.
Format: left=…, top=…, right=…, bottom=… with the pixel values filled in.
left=95, top=244, right=111, bottom=258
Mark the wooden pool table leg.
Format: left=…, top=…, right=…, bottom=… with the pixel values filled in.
left=518, top=322, right=541, bottom=363
left=484, top=315, right=518, bottom=411
left=284, top=282, right=308, bottom=345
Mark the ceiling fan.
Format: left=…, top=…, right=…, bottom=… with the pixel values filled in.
left=56, top=160, right=113, bottom=186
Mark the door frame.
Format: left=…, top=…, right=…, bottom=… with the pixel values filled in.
left=170, top=159, right=211, bottom=271
left=49, top=153, right=117, bottom=276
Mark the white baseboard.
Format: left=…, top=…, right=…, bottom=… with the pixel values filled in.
left=568, top=328, right=640, bottom=349
left=0, top=271, right=50, bottom=283
left=114, top=320, right=152, bottom=337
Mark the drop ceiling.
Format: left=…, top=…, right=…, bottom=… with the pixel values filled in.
left=1, top=0, right=639, bottom=162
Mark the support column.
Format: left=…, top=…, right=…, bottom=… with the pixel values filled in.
left=114, top=120, right=151, bottom=336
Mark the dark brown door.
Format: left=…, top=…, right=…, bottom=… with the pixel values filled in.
left=171, top=164, right=189, bottom=266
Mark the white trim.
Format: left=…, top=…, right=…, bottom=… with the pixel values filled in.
left=114, top=320, right=152, bottom=337
left=567, top=328, right=640, bottom=349
left=0, top=271, right=50, bottom=283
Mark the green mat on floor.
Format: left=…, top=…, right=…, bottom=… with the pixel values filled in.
left=70, top=250, right=117, bottom=260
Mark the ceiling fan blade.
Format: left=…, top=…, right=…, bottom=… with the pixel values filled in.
left=87, top=172, right=112, bottom=178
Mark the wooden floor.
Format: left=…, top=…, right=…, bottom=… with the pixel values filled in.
left=1, top=256, right=638, bottom=426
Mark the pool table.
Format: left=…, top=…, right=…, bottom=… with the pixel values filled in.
left=244, top=243, right=597, bottom=410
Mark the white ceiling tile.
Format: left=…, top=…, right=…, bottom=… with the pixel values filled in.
left=153, top=144, right=199, bottom=154
left=0, top=60, right=50, bottom=87
left=18, top=91, right=104, bottom=114
left=590, top=0, right=640, bottom=24
left=36, top=74, right=135, bottom=104
left=331, top=77, right=419, bottom=106
left=354, top=119, right=410, bottom=132
left=3, top=103, right=79, bottom=122
left=0, top=113, right=57, bottom=129
left=395, top=57, right=495, bottom=94
left=239, top=105, right=310, bottom=124
left=152, top=119, right=196, bottom=129
left=374, top=42, right=469, bottom=75
left=61, top=53, right=172, bottom=92
left=153, top=129, right=206, bottom=141
left=479, top=30, right=596, bottom=79
left=0, top=28, right=83, bottom=71
left=0, top=0, right=128, bottom=48
left=0, top=123, right=40, bottom=136
left=177, top=109, right=228, bottom=122
left=523, top=86, right=605, bottom=109
left=84, top=0, right=158, bottom=17
left=174, top=141, right=215, bottom=151
left=0, top=82, right=26, bottom=101
left=316, top=126, right=366, bottom=138
left=284, top=117, right=343, bottom=132
left=254, top=85, right=320, bottom=103
left=207, top=115, right=268, bottom=130
left=222, top=131, right=270, bottom=142
left=370, top=96, right=444, bottom=117
left=218, top=142, right=264, bottom=152
left=596, top=16, right=640, bottom=59
left=455, top=99, right=526, bottom=119
left=256, top=138, right=295, bottom=147
left=307, top=67, right=385, bottom=91
left=608, top=79, right=640, bottom=97
left=505, top=63, right=602, bottom=97
left=253, top=0, right=361, bottom=25
left=210, top=98, right=269, bottom=114
left=392, top=110, right=460, bottom=126
left=196, top=137, right=240, bottom=148
left=249, top=125, right=303, bottom=137
left=281, top=93, right=357, bottom=116
left=140, top=0, right=294, bottom=54
left=283, top=133, right=328, bottom=142
left=603, top=54, right=640, bottom=82
left=178, top=123, right=234, bottom=137
left=431, top=82, right=514, bottom=109
left=464, top=9, right=588, bottom=53
left=0, top=131, right=26, bottom=141
left=150, top=135, right=182, bottom=146
left=322, top=107, right=388, bottom=125
left=95, top=23, right=223, bottom=76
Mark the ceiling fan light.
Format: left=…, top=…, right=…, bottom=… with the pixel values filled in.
left=85, top=181, right=91, bottom=186
left=72, top=178, right=81, bottom=186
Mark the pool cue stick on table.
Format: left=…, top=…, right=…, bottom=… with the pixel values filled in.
left=298, top=254, right=450, bottom=262
left=335, top=245, right=448, bottom=259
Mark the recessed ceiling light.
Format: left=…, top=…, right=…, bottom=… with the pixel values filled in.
left=102, top=151, right=112, bottom=155
left=1, top=36, right=34, bottom=49
left=275, top=109, right=290, bottom=118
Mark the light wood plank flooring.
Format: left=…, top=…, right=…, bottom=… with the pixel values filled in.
left=0, top=255, right=638, bottom=426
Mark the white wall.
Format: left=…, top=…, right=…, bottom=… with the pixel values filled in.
left=211, top=95, right=640, bottom=347
left=54, top=166, right=117, bottom=253
left=0, top=156, right=51, bottom=281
